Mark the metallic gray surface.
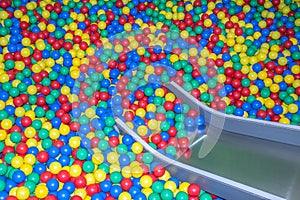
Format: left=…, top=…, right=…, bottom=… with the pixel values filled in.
left=116, top=118, right=288, bottom=200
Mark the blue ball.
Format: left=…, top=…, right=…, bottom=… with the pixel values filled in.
left=46, top=178, right=59, bottom=192
left=134, top=193, right=147, bottom=200
left=100, top=180, right=112, bottom=192
left=234, top=108, right=244, bottom=116
left=184, top=117, right=195, bottom=127
left=48, top=146, right=60, bottom=158
left=63, top=182, right=75, bottom=194
left=195, top=116, right=205, bottom=126
left=273, top=105, right=283, bottom=115
left=12, top=170, right=26, bottom=183
left=129, top=186, right=140, bottom=197
left=252, top=100, right=262, bottom=110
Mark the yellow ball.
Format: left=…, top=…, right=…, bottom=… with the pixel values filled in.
left=1, top=119, right=12, bottom=130
left=284, top=75, right=294, bottom=84
left=189, top=48, right=198, bottom=57
left=94, top=169, right=107, bottom=182
left=136, top=108, right=146, bottom=118
left=0, top=130, right=6, bottom=141
left=16, top=186, right=30, bottom=200
left=140, top=175, right=153, bottom=188
left=35, top=184, right=48, bottom=199
left=119, top=192, right=131, bottom=200
left=179, top=182, right=190, bottom=192
left=279, top=118, right=290, bottom=124
left=14, top=107, right=25, bottom=117
left=278, top=57, right=287, bottom=66
left=164, top=180, right=177, bottom=192
left=155, top=88, right=165, bottom=97
left=131, top=165, right=143, bottom=178
left=270, top=84, right=280, bottom=93
left=142, top=188, right=153, bottom=198
left=137, top=125, right=148, bottom=136
left=20, top=163, right=33, bottom=175
left=124, top=23, right=132, bottom=32
left=288, top=104, right=298, bottom=114
left=131, top=142, right=143, bottom=154
left=92, top=153, right=104, bottom=165
left=122, top=166, right=131, bottom=178
left=146, top=104, right=156, bottom=112
left=170, top=54, right=179, bottom=63
left=11, top=156, right=23, bottom=168
left=204, top=19, right=212, bottom=27
left=49, top=162, right=62, bottom=174
left=70, top=164, right=82, bottom=177
left=24, top=127, right=36, bottom=139
left=148, top=119, right=158, bottom=131
left=24, top=154, right=36, bottom=165
left=69, top=136, right=81, bottom=148
left=49, top=129, right=60, bottom=140
left=107, top=152, right=119, bottom=164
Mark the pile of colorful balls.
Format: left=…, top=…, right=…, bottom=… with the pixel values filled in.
left=0, top=0, right=299, bottom=199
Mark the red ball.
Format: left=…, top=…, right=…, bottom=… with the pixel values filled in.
left=57, top=170, right=70, bottom=183
left=15, top=143, right=28, bottom=155
left=178, top=137, right=189, bottom=149
left=188, top=184, right=201, bottom=197
left=45, top=195, right=57, bottom=200
left=151, top=134, right=162, bottom=144
left=40, top=171, right=53, bottom=183
left=120, top=178, right=133, bottom=191
left=74, top=176, right=87, bottom=188
left=153, top=165, right=165, bottom=177
left=37, top=151, right=49, bottom=163
left=108, top=136, right=119, bottom=148
left=86, top=184, right=99, bottom=196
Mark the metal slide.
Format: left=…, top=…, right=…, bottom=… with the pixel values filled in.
left=115, top=81, right=300, bottom=200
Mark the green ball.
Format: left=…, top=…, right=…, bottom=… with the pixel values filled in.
left=38, top=129, right=49, bottom=139
left=226, top=106, right=234, bottom=114
left=0, top=179, right=5, bottom=192
left=35, top=107, right=45, bottom=118
left=160, top=121, right=170, bottom=131
left=46, top=95, right=55, bottom=104
left=105, top=117, right=115, bottom=126
left=83, top=161, right=95, bottom=173
left=27, top=172, right=40, bottom=184
left=116, top=144, right=128, bottom=154
left=0, top=163, right=8, bottom=176
left=292, top=52, right=300, bottom=60
left=45, top=110, right=55, bottom=120
left=42, top=138, right=52, bottom=149
left=4, top=152, right=15, bottom=164
left=144, top=87, right=154, bottom=97
left=76, top=148, right=88, bottom=160
left=9, top=87, right=19, bottom=97
left=152, top=181, right=164, bottom=193
left=260, top=88, right=270, bottom=98
left=110, top=171, right=122, bottom=184
left=161, top=189, right=173, bottom=200
left=24, top=181, right=36, bottom=193
left=32, top=120, right=42, bottom=130
left=284, top=96, right=294, bottom=105
left=176, top=191, right=188, bottom=200
left=165, top=146, right=176, bottom=156
left=148, top=193, right=160, bottom=200
left=142, top=152, right=154, bottom=164
left=10, top=132, right=22, bottom=143
left=98, top=140, right=109, bottom=151
left=241, top=78, right=250, bottom=87
left=200, top=193, right=213, bottom=200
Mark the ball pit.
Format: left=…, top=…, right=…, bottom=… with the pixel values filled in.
left=0, top=0, right=299, bottom=199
